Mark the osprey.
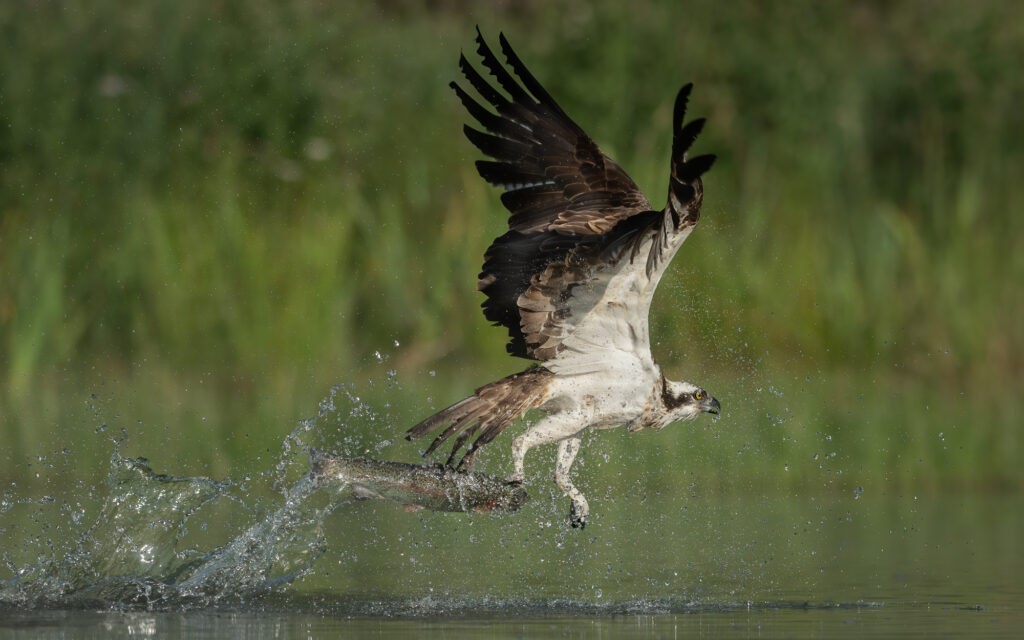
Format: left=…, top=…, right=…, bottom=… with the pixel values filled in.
left=406, top=29, right=720, bottom=528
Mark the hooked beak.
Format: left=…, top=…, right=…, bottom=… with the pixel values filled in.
left=702, top=395, right=721, bottom=415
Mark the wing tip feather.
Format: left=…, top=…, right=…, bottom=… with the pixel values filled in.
left=673, top=83, right=694, bottom=129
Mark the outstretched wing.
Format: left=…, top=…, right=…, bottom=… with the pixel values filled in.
left=456, top=29, right=714, bottom=371
left=545, top=86, right=715, bottom=376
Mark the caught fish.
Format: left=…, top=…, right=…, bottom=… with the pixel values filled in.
left=310, top=451, right=529, bottom=514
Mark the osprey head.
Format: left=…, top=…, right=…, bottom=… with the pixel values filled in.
left=661, top=379, right=720, bottom=423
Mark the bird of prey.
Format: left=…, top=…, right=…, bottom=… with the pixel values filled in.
left=406, top=29, right=720, bottom=528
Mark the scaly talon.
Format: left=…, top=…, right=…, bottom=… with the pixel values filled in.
left=569, top=499, right=588, bottom=529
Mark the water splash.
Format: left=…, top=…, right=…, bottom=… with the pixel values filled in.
left=0, top=350, right=423, bottom=611
left=0, top=351, right=868, bottom=615
left=0, top=451, right=353, bottom=609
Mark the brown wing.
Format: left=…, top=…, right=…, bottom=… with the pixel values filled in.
left=453, top=30, right=656, bottom=359
left=546, top=87, right=715, bottom=376
left=452, top=29, right=652, bottom=236
left=455, top=30, right=713, bottom=362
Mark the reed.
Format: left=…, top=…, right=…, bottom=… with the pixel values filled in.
left=1, top=1, right=1021, bottom=489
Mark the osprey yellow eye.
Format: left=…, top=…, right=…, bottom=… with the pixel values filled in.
left=694, top=390, right=703, bottom=400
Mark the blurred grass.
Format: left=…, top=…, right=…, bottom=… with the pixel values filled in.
left=0, top=1, right=1021, bottom=490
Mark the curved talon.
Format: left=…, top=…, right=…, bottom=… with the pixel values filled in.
left=569, top=500, right=588, bottom=529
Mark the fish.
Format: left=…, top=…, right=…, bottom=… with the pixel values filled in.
left=309, top=450, right=529, bottom=514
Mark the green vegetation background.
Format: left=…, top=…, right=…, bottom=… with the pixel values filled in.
left=1, top=1, right=1021, bottom=492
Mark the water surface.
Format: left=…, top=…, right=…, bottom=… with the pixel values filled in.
left=1, top=379, right=1020, bottom=638
left=1, top=450, right=1019, bottom=637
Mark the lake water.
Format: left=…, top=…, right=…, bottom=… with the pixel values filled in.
left=1, top=445, right=1020, bottom=638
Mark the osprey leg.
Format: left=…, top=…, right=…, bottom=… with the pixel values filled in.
left=555, top=435, right=589, bottom=528
left=509, top=413, right=584, bottom=483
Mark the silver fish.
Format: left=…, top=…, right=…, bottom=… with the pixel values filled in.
left=310, top=451, right=529, bottom=514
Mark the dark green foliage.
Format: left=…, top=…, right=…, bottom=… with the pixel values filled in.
left=1, top=1, right=1021, bottom=488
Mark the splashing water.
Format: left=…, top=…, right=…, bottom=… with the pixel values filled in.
left=0, top=451, right=352, bottom=609
left=0, top=379, right=388, bottom=611
left=1, top=361, right=939, bottom=619
left=0, top=368, right=789, bottom=613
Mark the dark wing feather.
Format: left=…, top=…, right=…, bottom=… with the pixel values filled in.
left=455, top=30, right=713, bottom=363
left=635, top=85, right=715, bottom=307
left=480, top=213, right=660, bottom=360
left=454, top=28, right=651, bottom=237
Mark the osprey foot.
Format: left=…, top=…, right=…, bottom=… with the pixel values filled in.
left=568, top=500, right=588, bottom=529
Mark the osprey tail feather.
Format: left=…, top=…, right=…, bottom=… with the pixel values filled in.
left=406, top=366, right=553, bottom=469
